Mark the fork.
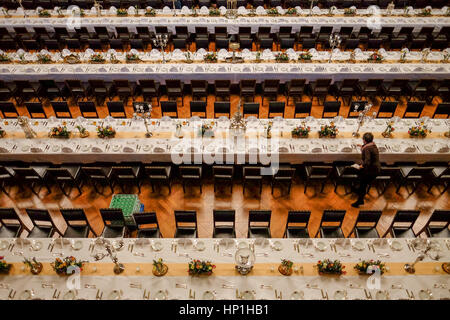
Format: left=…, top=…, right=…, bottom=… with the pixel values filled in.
left=8, top=289, right=16, bottom=300
left=175, top=283, right=187, bottom=289
left=260, top=285, right=273, bottom=289
left=96, top=289, right=103, bottom=300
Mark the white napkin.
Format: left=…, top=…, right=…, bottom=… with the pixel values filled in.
left=340, top=146, right=352, bottom=153
left=91, top=146, right=103, bottom=153
left=153, top=146, right=165, bottom=153
left=123, top=146, right=134, bottom=153
left=0, top=147, right=9, bottom=153
left=403, top=145, right=416, bottom=153
left=62, top=147, right=73, bottom=153
left=311, top=147, right=322, bottom=153
left=436, top=144, right=449, bottom=153
left=278, top=146, right=289, bottom=153
left=30, top=147, right=43, bottom=153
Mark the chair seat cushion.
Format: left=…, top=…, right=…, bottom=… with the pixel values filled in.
left=354, top=227, right=379, bottom=238
left=0, top=225, right=21, bottom=238
left=320, top=227, right=344, bottom=238
left=428, top=227, right=450, bottom=238
left=137, top=228, right=160, bottom=238
left=286, top=227, right=309, bottom=238
left=102, top=226, right=125, bottom=238
left=393, top=227, right=415, bottom=238
left=248, top=227, right=271, bottom=238
left=174, top=228, right=197, bottom=238
left=28, top=226, right=53, bottom=238
left=64, top=226, right=89, bottom=238
left=213, top=227, right=235, bottom=238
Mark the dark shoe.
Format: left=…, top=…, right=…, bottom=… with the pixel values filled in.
left=351, top=201, right=363, bottom=208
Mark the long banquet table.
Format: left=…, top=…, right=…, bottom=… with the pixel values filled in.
left=0, top=238, right=449, bottom=300
left=0, top=118, right=449, bottom=164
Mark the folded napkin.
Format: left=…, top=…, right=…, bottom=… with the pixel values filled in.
left=0, top=147, right=9, bottom=153
left=30, top=147, right=43, bottom=153
left=91, top=147, right=103, bottom=153
left=62, top=147, right=73, bottom=153
left=153, top=146, right=165, bottom=153
left=378, top=146, right=387, bottom=153
left=278, top=146, right=289, bottom=153
left=123, top=146, right=134, bottom=153
left=403, top=145, right=416, bottom=153
left=311, top=147, right=322, bottom=153
left=340, top=146, right=353, bottom=153
left=437, top=144, right=449, bottom=153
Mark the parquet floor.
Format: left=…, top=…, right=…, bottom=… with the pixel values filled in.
left=2, top=91, right=449, bottom=239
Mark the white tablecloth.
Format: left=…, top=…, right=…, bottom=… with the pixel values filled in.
left=0, top=238, right=449, bottom=300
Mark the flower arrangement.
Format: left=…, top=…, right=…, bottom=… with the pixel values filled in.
left=0, top=53, right=11, bottom=63
left=408, top=123, right=430, bottom=138
left=0, top=127, right=5, bottom=138
left=37, top=53, right=52, bottom=64
left=204, top=52, right=218, bottom=63
left=266, top=8, right=279, bottom=16
left=145, top=8, right=156, bottom=16
left=152, top=258, right=168, bottom=276
left=367, top=52, right=384, bottom=63
left=0, top=256, right=11, bottom=274
left=382, top=121, right=395, bottom=138
left=126, top=52, right=140, bottom=62
left=23, top=257, right=43, bottom=275
left=265, top=122, right=273, bottom=138
left=298, top=52, right=312, bottom=61
left=49, top=125, right=71, bottom=138
left=399, top=48, right=409, bottom=62
left=76, top=125, right=89, bottom=138
left=184, top=51, right=193, bottom=63
left=209, top=8, right=220, bottom=16
left=278, top=259, right=293, bottom=276
left=275, top=52, right=289, bottom=63
left=97, top=125, right=116, bottom=138
left=291, top=123, right=310, bottom=138
left=285, top=8, right=297, bottom=15
left=117, top=8, right=128, bottom=16
left=255, top=51, right=261, bottom=62
left=317, top=259, right=346, bottom=275
left=200, top=123, right=215, bottom=137
left=318, top=122, right=338, bottom=138
left=90, top=53, right=105, bottom=63
left=354, top=260, right=386, bottom=275
left=38, top=9, right=51, bottom=17
left=51, top=256, right=85, bottom=275
left=188, top=259, right=215, bottom=276
left=191, top=8, right=198, bottom=17
left=344, top=7, right=356, bottom=15
left=417, top=7, right=431, bottom=16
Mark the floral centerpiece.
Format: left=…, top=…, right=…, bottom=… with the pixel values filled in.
left=382, top=121, right=395, bottom=138
left=152, top=258, right=168, bottom=276
left=23, top=257, right=43, bottom=275
left=275, top=52, right=289, bottom=63
left=204, top=52, right=217, bottom=63
left=318, top=123, right=338, bottom=138
left=191, top=8, right=198, bottom=17
left=255, top=51, right=262, bottom=62
left=278, top=259, right=293, bottom=276
left=344, top=7, right=356, bottom=15
left=97, top=125, right=116, bottom=138
left=408, top=123, right=430, bottom=138
left=399, top=48, right=409, bottom=63
left=145, top=8, right=156, bottom=16
left=266, top=8, right=279, bottom=16
left=0, top=53, right=11, bottom=63
left=0, top=256, right=11, bottom=274
left=367, top=52, right=384, bottom=63
left=126, top=52, right=141, bottom=63
left=117, top=8, right=128, bottom=16
left=51, top=256, right=85, bottom=275
left=200, top=123, right=215, bottom=137
left=0, top=127, right=5, bottom=138
left=49, top=125, right=71, bottom=138
left=209, top=8, right=220, bottom=16
left=90, top=53, right=105, bottom=63
left=317, top=259, right=346, bottom=275
left=38, top=9, right=51, bottom=17
left=76, top=125, right=89, bottom=138
left=188, top=259, right=215, bottom=276
left=37, top=53, right=52, bottom=64
left=285, top=8, right=297, bottom=15
left=184, top=51, right=193, bottom=63
left=298, top=52, right=312, bottom=62
left=354, top=260, right=386, bottom=275
left=291, top=123, right=310, bottom=138
left=417, top=7, right=431, bottom=16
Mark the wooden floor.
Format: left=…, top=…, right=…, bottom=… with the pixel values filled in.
left=3, top=92, right=449, bottom=239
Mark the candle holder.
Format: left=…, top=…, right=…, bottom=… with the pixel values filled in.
left=352, top=103, right=373, bottom=137
left=152, top=34, right=169, bottom=63
left=92, top=238, right=125, bottom=274
left=172, top=0, right=177, bottom=16
left=132, top=102, right=153, bottom=138
left=93, top=0, right=102, bottom=16
left=307, top=0, right=316, bottom=16
left=328, top=33, right=341, bottom=63
left=404, top=240, right=432, bottom=274
left=225, top=0, right=238, bottom=19
left=17, top=0, right=28, bottom=17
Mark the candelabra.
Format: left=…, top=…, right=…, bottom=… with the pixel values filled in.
left=92, top=238, right=125, bottom=274
left=152, top=34, right=169, bottom=63
left=17, top=116, right=37, bottom=139
left=230, top=100, right=246, bottom=136
left=352, top=103, right=373, bottom=137
left=93, top=0, right=102, bottom=17
left=172, top=0, right=177, bottom=16
left=404, top=240, right=432, bottom=274
left=17, top=0, right=28, bottom=17
left=132, top=102, right=152, bottom=138
left=386, top=2, right=395, bottom=15
left=308, top=0, right=316, bottom=16
left=226, top=0, right=238, bottom=19
left=421, top=48, right=431, bottom=63
left=328, top=33, right=341, bottom=63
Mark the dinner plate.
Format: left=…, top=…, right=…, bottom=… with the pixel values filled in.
left=241, top=291, right=255, bottom=300
left=254, top=238, right=269, bottom=248
left=151, top=241, right=163, bottom=252
left=424, top=145, right=432, bottom=152
left=81, top=145, right=90, bottom=152
left=272, top=241, right=283, bottom=251
left=71, top=240, right=83, bottom=251
left=112, top=240, right=124, bottom=251
left=0, top=240, right=9, bottom=250
left=177, top=239, right=192, bottom=249
left=391, top=145, right=400, bottom=152
left=334, top=290, right=347, bottom=300
left=30, top=240, right=43, bottom=251
left=389, top=240, right=402, bottom=251
left=63, top=290, right=76, bottom=300
left=19, top=290, right=33, bottom=300
left=328, top=145, right=337, bottom=152
left=375, top=291, right=389, bottom=300
left=112, top=145, right=121, bottom=152
left=52, top=145, right=60, bottom=152
left=237, top=241, right=248, bottom=249
left=154, top=290, right=167, bottom=300
left=202, top=291, right=215, bottom=300
left=219, top=238, right=234, bottom=249
left=315, top=241, right=327, bottom=251
left=21, top=146, right=30, bottom=152
left=418, top=290, right=432, bottom=300
left=143, top=145, right=151, bottom=152
left=291, top=291, right=304, bottom=300
left=351, top=240, right=365, bottom=251
left=194, top=241, right=205, bottom=251
left=107, top=290, right=121, bottom=300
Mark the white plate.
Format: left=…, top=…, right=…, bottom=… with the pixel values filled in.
left=19, top=290, right=33, bottom=300
left=21, top=146, right=30, bottom=152
left=291, top=290, right=304, bottom=300
left=194, top=241, right=205, bottom=251
left=375, top=290, right=389, bottom=300
left=389, top=240, right=402, bottom=251
left=328, top=145, right=337, bottom=152
left=143, top=145, right=151, bottom=152
left=113, top=145, right=121, bottom=152
left=424, top=145, right=432, bottom=152
left=63, top=290, right=76, bottom=300
left=352, top=241, right=365, bottom=251
left=241, top=291, right=255, bottom=300
left=237, top=241, right=248, bottom=249
left=0, top=240, right=9, bottom=250
left=72, top=240, right=83, bottom=251
left=52, top=145, right=60, bottom=152
left=151, top=241, right=163, bottom=252
left=315, top=241, right=327, bottom=251
left=272, top=241, right=283, bottom=251
left=107, top=290, right=121, bottom=300
left=418, top=290, right=432, bottom=300
left=154, top=290, right=167, bottom=300
left=30, top=240, right=43, bottom=251
left=202, top=291, right=215, bottom=300
left=81, top=145, right=90, bottom=152
left=334, top=290, right=347, bottom=300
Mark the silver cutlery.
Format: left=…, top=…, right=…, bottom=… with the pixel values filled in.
left=275, top=289, right=282, bottom=300
left=0, top=283, right=9, bottom=289
left=175, top=283, right=187, bottom=289
left=391, top=284, right=403, bottom=289
left=130, top=283, right=142, bottom=289
left=143, top=289, right=150, bottom=300
left=189, top=289, right=196, bottom=299
left=221, top=252, right=232, bottom=257
left=177, top=252, right=189, bottom=257
left=53, top=289, right=60, bottom=299
left=96, top=289, right=103, bottom=300
left=255, top=252, right=268, bottom=257
left=377, top=253, right=390, bottom=258
left=222, top=284, right=235, bottom=289
left=8, top=289, right=16, bottom=300
left=260, top=285, right=272, bottom=289
left=321, top=289, right=328, bottom=300
left=306, top=283, right=319, bottom=289
left=84, top=284, right=96, bottom=289
left=364, top=289, right=372, bottom=300
left=42, top=283, right=54, bottom=289
left=133, top=252, right=145, bottom=257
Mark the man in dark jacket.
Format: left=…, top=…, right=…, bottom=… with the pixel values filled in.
left=351, top=132, right=381, bottom=208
